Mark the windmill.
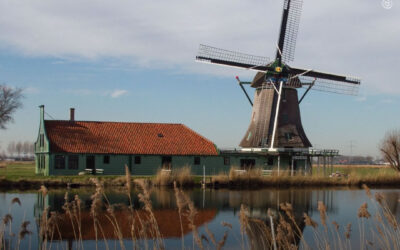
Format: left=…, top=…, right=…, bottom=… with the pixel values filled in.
left=196, top=0, right=360, bottom=152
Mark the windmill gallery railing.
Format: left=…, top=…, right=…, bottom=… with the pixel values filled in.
left=220, top=148, right=339, bottom=177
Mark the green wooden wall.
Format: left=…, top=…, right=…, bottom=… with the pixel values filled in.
left=36, top=152, right=308, bottom=176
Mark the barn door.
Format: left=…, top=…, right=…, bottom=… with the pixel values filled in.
left=86, top=155, right=95, bottom=174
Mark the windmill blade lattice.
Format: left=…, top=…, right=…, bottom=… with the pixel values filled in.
left=196, top=44, right=271, bottom=71
left=300, top=76, right=360, bottom=95
left=281, top=0, right=303, bottom=63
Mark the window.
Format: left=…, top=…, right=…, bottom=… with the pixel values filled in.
left=285, top=133, right=293, bottom=141
left=38, top=154, right=45, bottom=169
left=68, top=155, right=79, bottom=169
left=223, top=157, right=230, bottom=166
left=55, top=155, right=65, bottom=169
left=40, top=134, right=44, bottom=147
left=194, top=157, right=200, bottom=165
left=103, top=155, right=110, bottom=164
left=267, top=156, right=274, bottom=166
left=134, top=156, right=141, bottom=164
left=161, top=156, right=172, bottom=170
left=240, top=159, right=256, bottom=170
left=246, top=132, right=252, bottom=141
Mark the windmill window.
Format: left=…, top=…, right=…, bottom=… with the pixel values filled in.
left=134, top=156, right=141, bottom=164
left=246, top=132, right=252, bottom=141
left=285, top=133, right=293, bottom=141
left=103, top=155, right=110, bottom=164
left=68, top=155, right=79, bottom=169
left=55, top=155, right=65, bottom=169
left=194, top=157, right=200, bottom=165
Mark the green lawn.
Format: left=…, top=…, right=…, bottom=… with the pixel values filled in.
left=313, top=165, right=396, bottom=177
left=0, top=162, right=37, bottom=180
left=0, top=162, right=123, bottom=182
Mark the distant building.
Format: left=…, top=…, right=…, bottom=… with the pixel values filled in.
left=35, top=106, right=316, bottom=176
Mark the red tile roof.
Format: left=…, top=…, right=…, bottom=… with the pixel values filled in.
left=44, top=120, right=218, bottom=155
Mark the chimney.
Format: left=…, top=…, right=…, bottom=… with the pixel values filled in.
left=70, top=108, right=75, bottom=121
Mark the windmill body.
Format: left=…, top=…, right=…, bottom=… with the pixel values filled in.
left=240, top=83, right=311, bottom=149
left=196, top=0, right=360, bottom=153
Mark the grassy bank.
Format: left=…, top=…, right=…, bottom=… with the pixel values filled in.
left=1, top=162, right=399, bottom=190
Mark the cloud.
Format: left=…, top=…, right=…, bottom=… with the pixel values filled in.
left=0, top=0, right=399, bottom=94
left=110, top=89, right=128, bottom=98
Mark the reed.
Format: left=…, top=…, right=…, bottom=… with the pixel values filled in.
left=152, top=166, right=194, bottom=187
left=208, top=167, right=400, bottom=188
left=3, top=172, right=400, bottom=250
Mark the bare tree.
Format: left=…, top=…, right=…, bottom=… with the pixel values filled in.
left=380, top=129, right=400, bottom=171
left=23, top=141, right=30, bottom=157
left=7, top=141, right=15, bottom=157
left=29, top=142, right=35, bottom=156
left=15, top=141, right=22, bottom=159
left=0, top=85, right=23, bottom=129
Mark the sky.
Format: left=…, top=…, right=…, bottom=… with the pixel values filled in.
left=0, top=0, right=399, bottom=157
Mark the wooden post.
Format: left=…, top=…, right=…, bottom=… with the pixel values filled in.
left=291, top=158, right=294, bottom=176
left=323, top=156, right=326, bottom=177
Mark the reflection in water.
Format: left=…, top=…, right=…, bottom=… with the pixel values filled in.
left=1, top=188, right=399, bottom=249
left=34, top=188, right=317, bottom=249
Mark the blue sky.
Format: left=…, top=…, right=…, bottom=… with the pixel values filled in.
left=0, top=0, right=399, bottom=157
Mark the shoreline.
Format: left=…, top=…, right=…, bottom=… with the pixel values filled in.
left=2, top=175, right=400, bottom=191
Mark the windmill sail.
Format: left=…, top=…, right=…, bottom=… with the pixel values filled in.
left=195, top=0, right=361, bottom=149
left=300, top=76, right=360, bottom=95
left=290, top=67, right=361, bottom=95
left=276, top=0, right=304, bottom=63
left=196, top=44, right=271, bottom=71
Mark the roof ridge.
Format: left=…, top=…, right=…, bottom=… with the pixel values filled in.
left=44, top=120, right=184, bottom=125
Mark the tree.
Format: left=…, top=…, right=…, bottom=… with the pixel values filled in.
left=0, top=85, right=23, bottom=129
left=7, top=141, right=15, bottom=157
left=29, top=143, right=34, bottom=156
left=23, top=141, right=30, bottom=157
left=15, top=141, right=22, bottom=158
left=380, top=129, right=400, bottom=171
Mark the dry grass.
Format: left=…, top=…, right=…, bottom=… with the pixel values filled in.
left=238, top=186, right=400, bottom=250
left=209, top=167, right=400, bottom=188
left=152, top=166, right=194, bottom=187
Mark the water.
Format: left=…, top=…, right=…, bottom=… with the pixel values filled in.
left=1, top=187, right=399, bottom=249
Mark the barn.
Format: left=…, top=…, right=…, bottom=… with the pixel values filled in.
left=34, top=106, right=326, bottom=176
